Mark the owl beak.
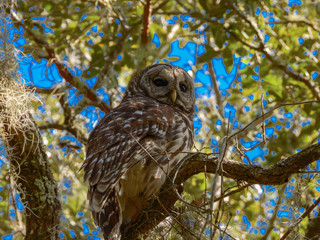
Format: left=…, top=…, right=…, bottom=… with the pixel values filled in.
left=170, top=89, right=177, bottom=103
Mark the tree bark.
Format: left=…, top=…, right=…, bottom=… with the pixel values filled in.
left=123, top=142, right=320, bottom=239
left=1, top=112, right=62, bottom=239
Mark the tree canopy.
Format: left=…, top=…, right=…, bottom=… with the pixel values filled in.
left=0, top=0, right=320, bottom=239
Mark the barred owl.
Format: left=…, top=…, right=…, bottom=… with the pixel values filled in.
left=81, top=64, right=195, bottom=239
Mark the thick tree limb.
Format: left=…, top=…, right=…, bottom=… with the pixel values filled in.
left=0, top=112, right=62, bottom=239
left=1, top=10, right=61, bottom=238
left=123, top=142, right=320, bottom=239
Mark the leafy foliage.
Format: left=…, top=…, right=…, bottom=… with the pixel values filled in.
left=0, top=0, right=320, bottom=239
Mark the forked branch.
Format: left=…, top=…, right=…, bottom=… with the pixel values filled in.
left=123, top=142, right=320, bottom=239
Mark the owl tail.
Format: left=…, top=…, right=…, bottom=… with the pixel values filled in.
left=92, top=188, right=122, bottom=240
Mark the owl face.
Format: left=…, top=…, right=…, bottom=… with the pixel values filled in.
left=124, top=64, right=195, bottom=115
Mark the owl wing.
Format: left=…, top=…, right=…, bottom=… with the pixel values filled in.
left=81, top=98, right=175, bottom=211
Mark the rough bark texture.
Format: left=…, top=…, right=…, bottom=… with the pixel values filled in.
left=1, top=113, right=61, bottom=239
left=123, top=142, right=320, bottom=239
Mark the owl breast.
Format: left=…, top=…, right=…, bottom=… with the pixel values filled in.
left=83, top=64, right=195, bottom=239
left=117, top=108, right=193, bottom=225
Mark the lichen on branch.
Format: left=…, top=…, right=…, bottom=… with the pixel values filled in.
left=0, top=12, right=62, bottom=239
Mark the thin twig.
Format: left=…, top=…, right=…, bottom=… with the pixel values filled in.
left=10, top=11, right=111, bottom=113
left=156, top=197, right=201, bottom=240
left=224, top=4, right=320, bottom=101
left=214, top=183, right=252, bottom=202
left=280, top=196, right=320, bottom=240
left=260, top=184, right=286, bottom=240
left=228, top=100, right=320, bottom=141
left=268, top=19, right=320, bottom=33
left=39, top=123, right=88, bottom=144
left=208, top=59, right=226, bottom=133
left=123, top=141, right=320, bottom=238
left=203, top=113, right=231, bottom=238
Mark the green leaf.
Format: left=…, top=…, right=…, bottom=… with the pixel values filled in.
left=235, top=47, right=248, bottom=56
left=68, top=21, right=77, bottom=29
left=222, top=47, right=233, bottom=61
left=199, top=0, right=209, bottom=11
left=214, top=28, right=227, bottom=49
left=44, top=3, right=53, bottom=11
left=197, top=45, right=221, bottom=64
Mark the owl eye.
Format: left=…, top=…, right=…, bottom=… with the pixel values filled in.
left=153, top=78, right=168, bottom=87
left=179, top=82, right=187, bottom=92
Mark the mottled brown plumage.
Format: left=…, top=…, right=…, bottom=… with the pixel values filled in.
left=81, top=64, right=195, bottom=239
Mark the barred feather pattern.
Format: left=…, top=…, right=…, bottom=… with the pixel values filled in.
left=81, top=64, right=195, bottom=239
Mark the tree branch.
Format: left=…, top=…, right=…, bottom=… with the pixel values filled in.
left=123, top=142, right=320, bottom=239
left=260, top=184, right=286, bottom=240
left=141, top=0, right=151, bottom=45
left=1, top=112, right=62, bottom=239
left=305, top=206, right=320, bottom=239
left=10, top=11, right=111, bottom=113
left=39, top=122, right=88, bottom=144
left=98, top=1, right=169, bottom=81
left=225, top=2, right=320, bottom=101
left=269, top=19, right=320, bottom=33
left=227, top=1, right=264, bottom=43
left=26, top=85, right=66, bottom=95
left=280, top=195, right=320, bottom=240
left=228, top=29, right=320, bottom=101
left=208, top=58, right=225, bottom=127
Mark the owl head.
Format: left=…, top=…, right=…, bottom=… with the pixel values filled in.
left=123, top=64, right=195, bottom=115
